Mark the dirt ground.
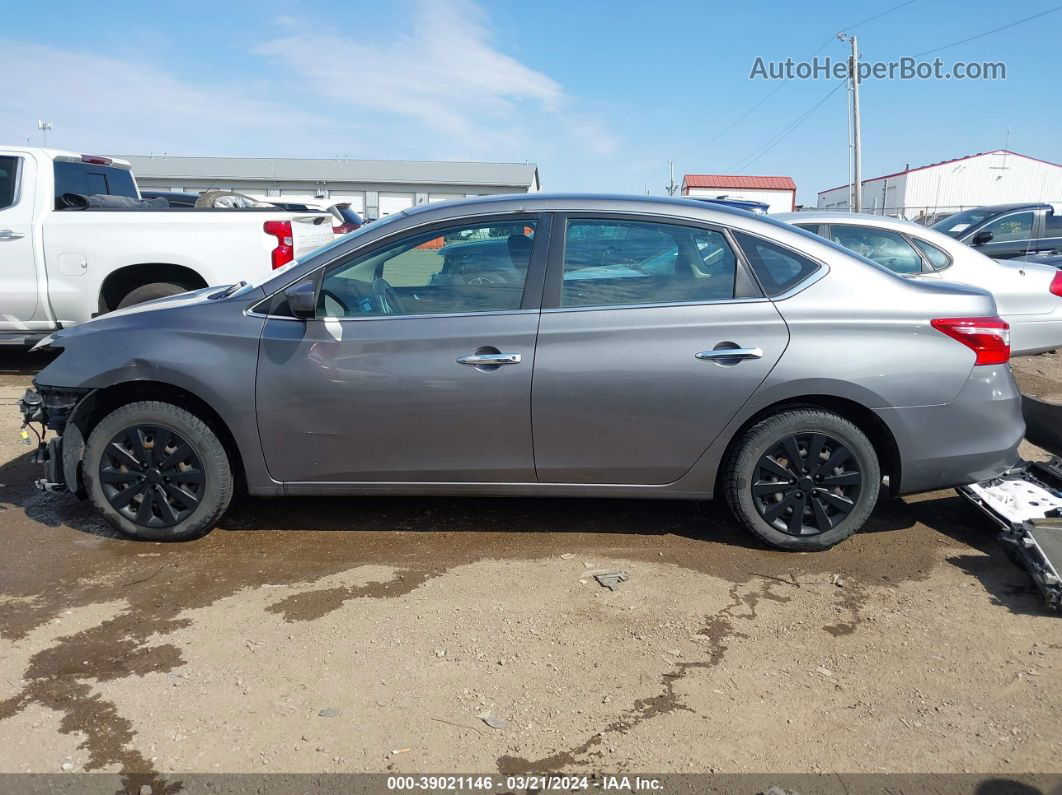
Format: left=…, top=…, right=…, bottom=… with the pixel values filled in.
left=0, top=349, right=1059, bottom=788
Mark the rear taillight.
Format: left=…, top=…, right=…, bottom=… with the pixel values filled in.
left=1050, top=270, right=1062, bottom=297
left=80, top=154, right=113, bottom=165
left=332, top=223, right=358, bottom=235
left=931, top=316, right=1010, bottom=365
left=263, top=220, right=294, bottom=269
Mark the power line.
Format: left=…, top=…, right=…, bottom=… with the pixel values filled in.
left=673, top=0, right=916, bottom=166
left=839, top=0, right=918, bottom=34
left=676, top=82, right=788, bottom=160
left=913, top=5, right=1062, bottom=57
left=724, top=79, right=846, bottom=174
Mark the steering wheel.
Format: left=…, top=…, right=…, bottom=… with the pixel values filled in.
left=372, top=277, right=404, bottom=315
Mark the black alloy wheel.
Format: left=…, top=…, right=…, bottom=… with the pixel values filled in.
left=99, top=425, right=204, bottom=528
left=751, top=432, right=863, bottom=536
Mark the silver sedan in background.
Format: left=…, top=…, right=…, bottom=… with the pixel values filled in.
left=23, top=196, right=1023, bottom=551
left=776, top=211, right=1062, bottom=355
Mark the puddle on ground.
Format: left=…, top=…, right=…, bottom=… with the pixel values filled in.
left=0, top=439, right=1002, bottom=785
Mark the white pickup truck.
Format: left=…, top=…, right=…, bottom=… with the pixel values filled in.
left=0, top=146, right=336, bottom=345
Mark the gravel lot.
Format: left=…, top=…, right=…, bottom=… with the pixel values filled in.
left=1, top=349, right=1059, bottom=789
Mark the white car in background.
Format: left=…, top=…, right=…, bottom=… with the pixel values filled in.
left=777, top=211, right=1062, bottom=356
left=244, top=194, right=365, bottom=235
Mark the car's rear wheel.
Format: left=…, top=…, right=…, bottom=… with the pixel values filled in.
left=83, top=401, right=233, bottom=541
left=725, top=409, right=880, bottom=551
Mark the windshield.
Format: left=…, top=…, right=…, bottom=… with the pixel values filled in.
left=931, top=208, right=998, bottom=238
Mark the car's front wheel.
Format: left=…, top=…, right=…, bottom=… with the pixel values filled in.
left=725, top=409, right=880, bottom=551
left=83, top=401, right=233, bottom=541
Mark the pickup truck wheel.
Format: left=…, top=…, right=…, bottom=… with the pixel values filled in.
left=116, top=281, right=189, bottom=309
left=725, top=409, right=880, bottom=551
left=83, top=401, right=233, bottom=541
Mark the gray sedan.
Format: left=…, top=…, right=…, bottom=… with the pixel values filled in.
left=776, top=211, right=1062, bottom=356
left=22, top=195, right=1023, bottom=551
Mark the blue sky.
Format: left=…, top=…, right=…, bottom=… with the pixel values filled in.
left=2, top=0, right=1059, bottom=203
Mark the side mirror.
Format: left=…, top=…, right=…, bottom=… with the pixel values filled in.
left=284, top=280, right=317, bottom=319
left=972, top=230, right=993, bottom=246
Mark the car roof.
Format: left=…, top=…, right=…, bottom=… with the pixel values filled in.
left=394, top=192, right=762, bottom=224
left=773, top=211, right=924, bottom=231
left=958, top=202, right=1053, bottom=214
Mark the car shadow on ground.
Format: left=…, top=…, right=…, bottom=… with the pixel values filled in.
left=872, top=491, right=1049, bottom=617
left=0, top=349, right=57, bottom=378
left=1, top=443, right=1049, bottom=615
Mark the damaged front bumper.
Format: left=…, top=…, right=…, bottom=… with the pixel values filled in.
left=959, top=459, right=1062, bottom=612
left=19, top=385, right=92, bottom=494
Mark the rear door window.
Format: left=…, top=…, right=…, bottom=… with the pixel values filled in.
left=732, top=232, right=820, bottom=296
left=560, top=219, right=737, bottom=308
left=53, top=161, right=138, bottom=208
left=0, top=156, right=17, bottom=210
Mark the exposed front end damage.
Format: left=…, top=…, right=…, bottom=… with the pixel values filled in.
left=959, top=459, right=1062, bottom=612
left=19, top=384, right=93, bottom=495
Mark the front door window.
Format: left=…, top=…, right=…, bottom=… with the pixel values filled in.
left=980, top=212, right=1033, bottom=243
left=319, top=220, right=537, bottom=318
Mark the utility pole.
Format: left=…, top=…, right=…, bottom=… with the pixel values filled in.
left=838, top=34, right=862, bottom=212
left=665, top=160, right=677, bottom=196
left=37, top=120, right=52, bottom=147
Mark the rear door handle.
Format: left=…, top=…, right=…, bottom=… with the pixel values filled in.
left=0, top=230, right=24, bottom=240
left=457, top=353, right=522, bottom=366
left=696, top=347, right=763, bottom=361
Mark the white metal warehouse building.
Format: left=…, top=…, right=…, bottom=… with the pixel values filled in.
left=119, top=155, right=541, bottom=220
left=816, top=150, right=1062, bottom=221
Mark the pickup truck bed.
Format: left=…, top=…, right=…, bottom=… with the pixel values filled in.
left=0, top=146, right=335, bottom=342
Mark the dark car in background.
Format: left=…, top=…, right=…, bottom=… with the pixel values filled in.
left=932, top=202, right=1062, bottom=260
left=139, top=190, right=199, bottom=207
left=686, top=197, right=770, bottom=214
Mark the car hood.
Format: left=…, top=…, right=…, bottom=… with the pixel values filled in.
left=34, top=285, right=266, bottom=352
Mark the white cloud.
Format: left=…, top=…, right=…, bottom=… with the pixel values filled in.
left=0, top=42, right=343, bottom=156
left=0, top=2, right=619, bottom=186
left=255, top=0, right=617, bottom=158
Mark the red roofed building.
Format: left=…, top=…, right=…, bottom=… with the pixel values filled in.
left=681, top=174, right=797, bottom=213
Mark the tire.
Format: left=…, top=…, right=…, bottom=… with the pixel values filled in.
left=116, top=281, right=190, bottom=309
left=725, top=409, right=880, bottom=551
left=83, top=401, right=233, bottom=541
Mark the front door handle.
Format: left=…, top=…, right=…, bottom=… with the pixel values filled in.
left=696, top=347, right=763, bottom=361
left=457, top=353, right=522, bottom=366
left=0, top=230, right=25, bottom=240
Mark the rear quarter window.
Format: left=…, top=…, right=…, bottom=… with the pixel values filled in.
left=0, top=156, right=17, bottom=210
left=733, top=231, right=820, bottom=296
left=53, top=161, right=138, bottom=209
left=911, top=237, right=952, bottom=270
